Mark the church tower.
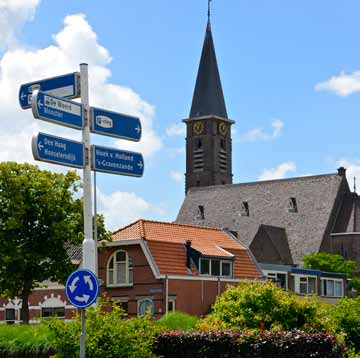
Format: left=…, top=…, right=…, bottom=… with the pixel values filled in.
left=183, top=10, right=234, bottom=193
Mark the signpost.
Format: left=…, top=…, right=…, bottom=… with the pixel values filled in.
left=66, top=269, right=99, bottom=358
left=32, top=132, right=84, bottom=169
left=19, top=72, right=80, bottom=109
left=32, top=91, right=83, bottom=129
left=20, top=64, right=144, bottom=358
left=92, top=145, right=144, bottom=177
left=90, top=107, right=141, bottom=141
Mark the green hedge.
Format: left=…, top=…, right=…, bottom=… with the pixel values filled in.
left=154, top=330, right=347, bottom=358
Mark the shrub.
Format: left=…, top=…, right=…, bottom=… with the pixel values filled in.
left=154, top=330, right=347, bottom=358
left=200, top=281, right=322, bottom=331
left=156, top=312, right=198, bottom=331
left=0, top=323, right=55, bottom=355
left=329, top=297, right=360, bottom=351
left=47, top=299, right=159, bottom=358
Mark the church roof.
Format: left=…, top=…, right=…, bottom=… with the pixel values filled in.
left=112, top=219, right=260, bottom=278
left=189, top=20, right=228, bottom=119
left=176, top=173, right=350, bottom=264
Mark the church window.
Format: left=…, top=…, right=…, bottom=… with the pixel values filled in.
left=197, top=138, right=202, bottom=149
left=220, top=138, right=226, bottom=150
left=288, top=197, right=298, bottom=213
left=197, top=205, right=205, bottom=220
left=107, top=250, right=134, bottom=287
left=240, top=201, right=249, bottom=216
left=196, top=180, right=200, bottom=186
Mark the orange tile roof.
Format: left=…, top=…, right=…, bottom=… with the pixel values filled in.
left=112, top=219, right=260, bottom=279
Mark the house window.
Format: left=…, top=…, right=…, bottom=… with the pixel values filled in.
left=138, top=298, right=154, bottom=317
left=168, top=297, right=176, bottom=313
left=112, top=297, right=129, bottom=314
left=240, top=201, right=249, bottom=216
left=107, top=250, right=134, bottom=287
left=288, top=197, right=298, bottom=213
left=197, top=205, right=205, bottom=220
left=41, top=307, right=65, bottom=318
left=296, top=276, right=317, bottom=295
left=5, top=309, right=15, bottom=322
left=321, top=279, right=343, bottom=297
left=266, top=272, right=287, bottom=290
left=199, top=258, right=232, bottom=277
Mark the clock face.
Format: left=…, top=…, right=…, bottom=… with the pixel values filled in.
left=219, top=122, right=228, bottom=135
left=193, top=121, right=204, bottom=135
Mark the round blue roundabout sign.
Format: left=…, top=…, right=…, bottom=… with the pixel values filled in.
left=65, top=269, right=99, bottom=308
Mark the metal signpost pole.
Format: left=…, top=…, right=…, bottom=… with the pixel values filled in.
left=80, top=63, right=96, bottom=274
left=80, top=309, right=86, bottom=358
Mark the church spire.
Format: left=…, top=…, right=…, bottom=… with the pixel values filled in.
left=189, top=3, right=228, bottom=119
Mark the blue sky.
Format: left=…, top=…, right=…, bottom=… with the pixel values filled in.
left=1, top=0, right=360, bottom=230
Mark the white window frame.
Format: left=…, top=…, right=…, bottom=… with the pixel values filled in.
left=292, top=274, right=317, bottom=295
left=168, top=296, right=176, bottom=313
left=137, top=298, right=154, bottom=317
left=107, top=250, right=133, bottom=287
left=320, top=278, right=344, bottom=298
left=199, top=258, right=233, bottom=277
left=264, top=270, right=288, bottom=290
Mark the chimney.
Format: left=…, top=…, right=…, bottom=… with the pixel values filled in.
left=185, top=240, right=192, bottom=269
left=337, top=167, right=346, bottom=177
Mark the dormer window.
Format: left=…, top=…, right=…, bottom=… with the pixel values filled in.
left=199, top=258, right=232, bottom=277
left=288, top=197, right=298, bottom=213
left=197, top=205, right=205, bottom=220
left=240, top=201, right=249, bottom=216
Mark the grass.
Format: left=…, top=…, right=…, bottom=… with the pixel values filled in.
left=156, top=312, right=199, bottom=331
left=0, top=323, right=55, bottom=353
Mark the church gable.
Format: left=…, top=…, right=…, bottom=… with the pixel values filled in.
left=177, top=172, right=348, bottom=265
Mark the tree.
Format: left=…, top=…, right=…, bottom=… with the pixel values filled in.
left=0, top=162, right=110, bottom=323
left=302, top=252, right=356, bottom=276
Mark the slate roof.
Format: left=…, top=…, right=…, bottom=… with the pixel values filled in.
left=176, top=173, right=350, bottom=265
left=189, top=20, right=228, bottom=119
left=112, top=219, right=260, bottom=278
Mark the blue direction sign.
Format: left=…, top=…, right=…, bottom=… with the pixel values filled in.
left=19, top=72, right=80, bottom=109
left=32, top=132, right=84, bottom=169
left=66, top=269, right=99, bottom=308
left=92, top=145, right=144, bottom=177
left=90, top=107, right=141, bottom=141
left=32, top=91, right=83, bottom=129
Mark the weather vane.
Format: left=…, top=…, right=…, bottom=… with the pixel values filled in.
left=208, top=0, right=212, bottom=20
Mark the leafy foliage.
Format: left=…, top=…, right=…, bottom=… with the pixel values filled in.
left=0, top=322, right=55, bottom=354
left=156, top=312, right=198, bottom=331
left=47, top=299, right=159, bottom=358
left=200, top=281, right=321, bottom=331
left=302, top=252, right=356, bottom=276
left=0, top=162, right=110, bottom=323
left=154, top=330, right=347, bottom=358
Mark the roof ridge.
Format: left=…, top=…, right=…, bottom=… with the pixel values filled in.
left=188, top=172, right=340, bottom=192
left=142, top=219, right=224, bottom=232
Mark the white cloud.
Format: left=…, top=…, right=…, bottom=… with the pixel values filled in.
left=315, top=71, right=360, bottom=97
left=166, top=123, right=186, bottom=137
left=0, top=0, right=40, bottom=50
left=170, top=170, right=182, bottom=183
left=97, top=189, right=164, bottom=231
left=0, top=13, right=162, bottom=166
left=237, top=119, right=284, bottom=143
left=337, top=159, right=360, bottom=192
left=258, top=161, right=296, bottom=181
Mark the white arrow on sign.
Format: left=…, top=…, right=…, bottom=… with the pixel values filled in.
left=137, top=161, right=143, bottom=169
left=75, top=294, right=90, bottom=303
left=84, top=275, right=94, bottom=291
left=69, top=276, right=79, bottom=293
left=38, top=142, right=44, bottom=151
left=37, top=100, right=43, bottom=109
left=135, top=125, right=141, bottom=133
left=20, top=92, right=26, bottom=100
